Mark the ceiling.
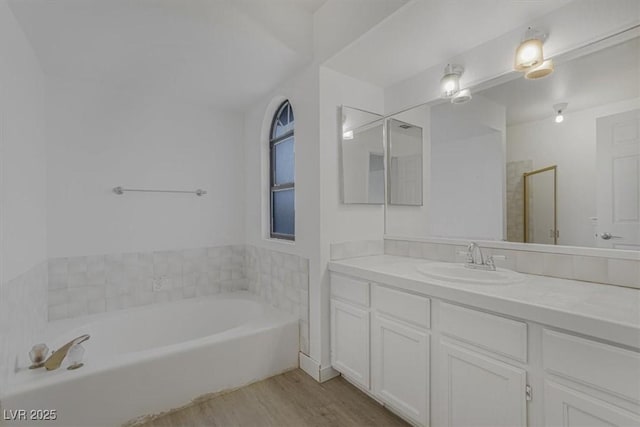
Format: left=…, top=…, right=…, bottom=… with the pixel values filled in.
left=324, top=0, right=572, bottom=88
left=480, top=36, right=640, bottom=125
left=9, top=0, right=329, bottom=110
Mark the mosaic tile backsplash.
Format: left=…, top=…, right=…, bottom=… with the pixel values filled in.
left=46, top=245, right=310, bottom=354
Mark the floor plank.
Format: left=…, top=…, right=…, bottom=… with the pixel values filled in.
left=140, top=369, right=408, bottom=427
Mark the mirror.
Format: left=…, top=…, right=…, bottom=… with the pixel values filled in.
left=340, top=106, right=385, bottom=204
left=385, top=32, right=640, bottom=250
left=387, top=118, right=423, bottom=205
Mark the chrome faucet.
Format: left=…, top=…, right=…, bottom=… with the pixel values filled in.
left=461, top=242, right=504, bottom=271
left=467, top=242, right=485, bottom=266
left=44, top=334, right=90, bottom=371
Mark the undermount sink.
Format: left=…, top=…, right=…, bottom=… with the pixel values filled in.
left=417, top=262, right=525, bottom=285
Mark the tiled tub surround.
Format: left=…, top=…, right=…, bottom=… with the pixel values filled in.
left=244, top=246, right=310, bottom=355
left=48, top=246, right=246, bottom=321
left=0, top=263, right=48, bottom=392
left=46, top=245, right=311, bottom=354
left=384, top=238, right=640, bottom=289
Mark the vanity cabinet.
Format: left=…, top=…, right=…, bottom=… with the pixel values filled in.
left=544, top=381, right=640, bottom=426
left=330, top=299, right=370, bottom=388
left=371, top=285, right=430, bottom=426
left=330, top=274, right=370, bottom=389
left=329, top=271, right=640, bottom=427
left=439, top=341, right=527, bottom=427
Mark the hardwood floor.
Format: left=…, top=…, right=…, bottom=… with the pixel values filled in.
left=140, top=369, right=409, bottom=427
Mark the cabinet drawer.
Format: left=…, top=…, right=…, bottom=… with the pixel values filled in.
left=372, top=285, right=430, bottom=329
left=543, top=329, right=640, bottom=403
left=439, top=302, right=527, bottom=362
left=331, top=273, right=369, bottom=307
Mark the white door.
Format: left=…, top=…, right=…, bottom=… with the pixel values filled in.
left=440, top=341, right=527, bottom=427
left=596, top=109, right=640, bottom=249
left=371, top=314, right=429, bottom=426
left=545, top=381, right=640, bottom=426
left=330, top=299, right=370, bottom=388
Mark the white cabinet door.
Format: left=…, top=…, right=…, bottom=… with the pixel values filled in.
left=330, top=299, right=370, bottom=388
left=371, top=314, right=429, bottom=426
left=544, top=381, right=640, bottom=427
left=440, top=341, right=527, bottom=427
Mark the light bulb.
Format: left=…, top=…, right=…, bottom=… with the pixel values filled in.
left=552, top=102, right=567, bottom=124
left=514, top=28, right=545, bottom=71
left=440, top=64, right=463, bottom=98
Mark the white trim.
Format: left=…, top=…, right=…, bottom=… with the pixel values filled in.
left=320, top=365, right=340, bottom=382
left=299, top=352, right=320, bottom=381
left=298, top=352, right=340, bottom=383
left=384, top=235, right=640, bottom=261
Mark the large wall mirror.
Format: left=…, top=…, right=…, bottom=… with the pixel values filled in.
left=385, top=31, right=640, bottom=251
left=340, top=106, right=385, bottom=204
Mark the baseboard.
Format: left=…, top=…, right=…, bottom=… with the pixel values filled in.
left=298, top=353, right=340, bottom=383
left=319, top=364, right=340, bottom=382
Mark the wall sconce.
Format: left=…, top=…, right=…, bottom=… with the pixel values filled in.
left=514, top=27, right=546, bottom=71
left=343, top=130, right=354, bottom=140
left=553, top=102, right=567, bottom=123
left=440, top=64, right=464, bottom=98
left=525, top=59, right=554, bottom=79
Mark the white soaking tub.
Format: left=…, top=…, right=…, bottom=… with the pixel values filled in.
left=0, top=292, right=299, bottom=426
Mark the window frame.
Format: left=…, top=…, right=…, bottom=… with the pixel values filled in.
left=269, top=101, right=295, bottom=241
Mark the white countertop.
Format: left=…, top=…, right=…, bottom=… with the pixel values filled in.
left=329, top=255, right=640, bottom=349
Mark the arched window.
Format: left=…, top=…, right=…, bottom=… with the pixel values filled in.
left=269, top=100, right=295, bottom=240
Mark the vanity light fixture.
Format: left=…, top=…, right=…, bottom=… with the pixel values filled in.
left=525, top=58, right=554, bottom=79
left=451, top=88, right=472, bottom=104
left=514, top=27, right=546, bottom=71
left=440, top=64, right=464, bottom=98
left=343, top=130, right=354, bottom=140
left=553, top=102, right=567, bottom=123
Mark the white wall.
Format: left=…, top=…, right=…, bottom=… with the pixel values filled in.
left=385, top=0, right=640, bottom=114
left=319, top=66, right=384, bottom=366
left=45, top=77, right=245, bottom=258
left=0, top=0, right=47, bottom=283
left=0, top=0, right=48, bottom=391
left=431, top=131, right=504, bottom=240
left=507, top=97, right=640, bottom=248
left=243, top=64, right=322, bottom=361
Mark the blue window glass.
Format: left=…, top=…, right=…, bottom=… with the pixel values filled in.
left=270, top=101, right=295, bottom=240
left=272, top=189, right=295, bottom=236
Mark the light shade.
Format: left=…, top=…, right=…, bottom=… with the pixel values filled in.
left=343, top=130, right=354, bottom=140
left=451, top=88, right=472, bottom=104
left=440, top=64, right=464, bottom=98
left=514, top=38, right=543, bottom=71
left=525, top=59, right=554, bottom=79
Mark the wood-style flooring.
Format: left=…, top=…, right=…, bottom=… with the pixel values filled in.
left=140, top=369, right=409, bottom=427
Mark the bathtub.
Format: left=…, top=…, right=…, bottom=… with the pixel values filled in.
left=0, top=292, right=299, bottom=426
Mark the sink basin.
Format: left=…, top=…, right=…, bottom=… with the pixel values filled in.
left=417, top=262, right=525, bottom=285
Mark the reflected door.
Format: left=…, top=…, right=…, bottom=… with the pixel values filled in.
left=524, top=166, right=557, bottom=244
left=596, top=109, right=640, bottom=250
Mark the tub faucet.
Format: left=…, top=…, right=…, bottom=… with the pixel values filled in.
left=44, top=334, right=90, bottom=371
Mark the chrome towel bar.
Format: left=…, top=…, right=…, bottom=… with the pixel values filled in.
left=113, top=186, right=207, bottom=196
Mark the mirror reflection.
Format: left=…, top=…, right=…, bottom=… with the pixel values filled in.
left=385, top=34, right=640, bottom=250
left=340, top=106, right=385, bottom=204
left=387, top=118, right=423, bottom=206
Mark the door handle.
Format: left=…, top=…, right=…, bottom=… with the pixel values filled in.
left=600, top=232, right=622, bottom=240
